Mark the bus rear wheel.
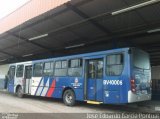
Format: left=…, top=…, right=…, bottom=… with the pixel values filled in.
left=63, top=89, right=76, bottom=106
left=17, top=86, right=24, bottom=98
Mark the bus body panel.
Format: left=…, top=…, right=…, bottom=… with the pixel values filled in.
left=8, top=62, right=32, bottom=94
left=31, top=76, right=85, bottom=101
left=7, top=64, right=16, bottom=93
left=103, top=51, right=130, bottom=104
left=8, top=79, right=14, bottom=93
left=127, top=48, right=151, bottom=103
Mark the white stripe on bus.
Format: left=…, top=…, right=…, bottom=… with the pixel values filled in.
left=41, top=78, right=50, bottom=96
left=36, top=79, right=44, bottom=96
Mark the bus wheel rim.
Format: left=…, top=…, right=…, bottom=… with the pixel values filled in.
left=65, top=92, right=73, bottom=104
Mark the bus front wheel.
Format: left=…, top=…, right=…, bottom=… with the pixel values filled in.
left=63, top=89, right=76, bottom=106
left=17, top=86, right=24, bottom=98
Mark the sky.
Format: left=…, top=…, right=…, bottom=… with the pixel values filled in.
left=0, top=0, right=30, bottom=19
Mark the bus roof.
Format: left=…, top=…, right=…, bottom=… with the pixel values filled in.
left=33, top=47, right=130, bottom=63
left=9, top=47, right=130, bottom=65
left=9, top=61, right=32, bottom=66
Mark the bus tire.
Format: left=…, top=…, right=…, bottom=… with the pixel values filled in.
left=63, top=89, right=76, bottom=106
left=17, top=86, right=24, bottom=98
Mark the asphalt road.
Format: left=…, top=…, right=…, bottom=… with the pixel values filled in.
left=0, top=90, right=159, bottom=119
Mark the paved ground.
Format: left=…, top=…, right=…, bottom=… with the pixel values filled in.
left=0, top=90, right=159, bottom=113
left=0, top=90, right=159, bottom=119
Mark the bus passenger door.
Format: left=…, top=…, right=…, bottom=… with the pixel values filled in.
left=86, top=58, right=103, bottom=101
left=24, top=65, right=32, bottom=94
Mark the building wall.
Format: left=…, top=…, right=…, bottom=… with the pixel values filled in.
left=0, top=64, right=9, bottom=76
left=151, top=66, right=160, bottom=99
left=152, top=66, right=160, bottom=79
left=151, top=66, right=160, bottom=91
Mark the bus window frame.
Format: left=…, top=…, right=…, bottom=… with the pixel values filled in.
left=68, top=58, right=83, bottom=77
left=43, top=61, right=54, bottom=77
left=16, top=65, right=24, bottom=78
left=54, top=60, right=68, bottom=77
left=33, top=62, right=44, bottom=77
left=106, top=52, right=125, bottom=76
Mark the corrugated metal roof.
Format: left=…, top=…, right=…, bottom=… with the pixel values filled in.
left=0, top=0, right=160, bottom=65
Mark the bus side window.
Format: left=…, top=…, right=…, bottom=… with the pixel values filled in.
left=54, top=60, right=67, bottom=76
left=68, top=59, right=82, bottom=77
left=16, top=65, right=24, bottom=77
left=33, top=63, right=43, bottom=77
left=8, top=66, right=16, bottom=79
left=43, top=62, right=54, bottom=76
left=106, top=54, right=124, bottom=76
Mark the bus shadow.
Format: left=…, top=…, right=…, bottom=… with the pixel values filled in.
left=24, top=95, right=63, bottom=104
left=23, top=95, right=155, bottom=113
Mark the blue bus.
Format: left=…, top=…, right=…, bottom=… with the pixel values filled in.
left=7, top=47, right=151, bottom=106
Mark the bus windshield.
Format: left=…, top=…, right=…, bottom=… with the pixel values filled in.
left=133, top=49, right=150, bottom=70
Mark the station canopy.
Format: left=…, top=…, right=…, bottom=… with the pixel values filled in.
left=0, top=0, right=160, bottom=66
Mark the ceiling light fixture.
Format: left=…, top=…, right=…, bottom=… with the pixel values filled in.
left=29, top=34, right=48, bottom=41
left=65, top=43, right=85, bottom=49
left=22, top=54, right=33, bottom=57
left=147, top=28, right=160, bottom=33
left=112, top=0, right=160, bottom=15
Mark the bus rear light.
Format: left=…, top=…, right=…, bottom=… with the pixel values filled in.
left=131, top=88, right=136, bottom=92
left=131, top=83, right=135, bottom=87
left=131, top=79, right=135, bottom=83
left=131, top=84, right=136, bottom=89
left=131, top=79, right=136, bottom=93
